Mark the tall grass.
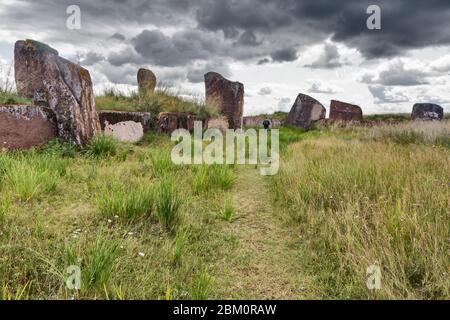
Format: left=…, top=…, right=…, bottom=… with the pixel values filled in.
left=97, top=180, right=154, bottom=220
left=85, top=135, right=119, bottom=159
left=367, top=120, right=450, bottom=148
left=190, top=269, right=212, bottom=300
left=96, top=87, right=219, bottom=118
left=155, top=179, right=182, bottom=231
left=0, top=152, right=69, bottom=201
left=191, top=165, right=235, bottom=194
left=273, top=135, right=450, bottom=299
left=81, top=236, right=121, bottom=293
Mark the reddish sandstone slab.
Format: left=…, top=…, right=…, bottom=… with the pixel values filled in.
left=330, top=100, right=363, bottom=122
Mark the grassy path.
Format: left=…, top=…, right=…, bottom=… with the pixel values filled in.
left=213, top=165, right=314, bottom=299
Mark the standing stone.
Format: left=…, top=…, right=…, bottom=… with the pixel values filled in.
left=137, top=68, right=157, bottom=95
left=330, top=100, right=363, bottom=122
left=411, top=103, right=444, bottom=121
left=204, top=72, right=244, bottom=129
left=285, top=93, right=326, bottom=129
left=14, top=39, right=100, bottom=147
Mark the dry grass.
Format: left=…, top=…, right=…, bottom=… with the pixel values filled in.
left=273, top=122, right=450, bottom=299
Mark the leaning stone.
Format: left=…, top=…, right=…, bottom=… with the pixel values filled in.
left=104, top=121, right=144, bottom=143
left=205, top=72, right=244, bottom=129
left=285, top=93, right=326, bottom=129
left=411, top=103, right=444, bottom=121
left=137, top=68, right=157, bottom=95
left=98, top=111, right=153, bottom=131
left=329, top=100, right=363, bottom=122
left=14, top=39, right=100, bottom=147
left=0, top=105, right=57, bottom=149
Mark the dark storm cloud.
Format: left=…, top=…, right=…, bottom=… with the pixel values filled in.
left=270, top=48, right=298, bottom=62
left=1, top=0, right=449, bottom=64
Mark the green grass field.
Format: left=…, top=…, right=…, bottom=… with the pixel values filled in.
left=0, top=86, right=449, bottom=299
left=1, top=118, right=448, bottom=300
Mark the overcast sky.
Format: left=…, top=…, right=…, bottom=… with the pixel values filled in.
left=1, top=0, right=449, bottom=115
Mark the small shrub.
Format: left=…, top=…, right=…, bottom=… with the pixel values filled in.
left=155, top=179, right=182, bottom=230
left=85, top=135, right=118, bottom=159
left=97, top=181, right=154, bottom=220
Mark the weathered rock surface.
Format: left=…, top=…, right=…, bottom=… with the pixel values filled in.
left=157, top=112, right=206, bottom=133
left=204, top=72, right=244, bottom=129
left=137, top=68, right=157, bottom=95
left=14, top=39, right=100, bottom=147
left=207, top=116, right=229, bottom=132
left=329, top=100, right=363, bottom=122
left=98, top=111, right=153, bottom=132
left=104, top=121, right=144, bottom=143
left=243, top=116, right=283, bottom=128
left=411, top=103, right=444, bottom=121
left=285, top=93, right=326, bottom=129
left=0, top=105, right=57, bottom=149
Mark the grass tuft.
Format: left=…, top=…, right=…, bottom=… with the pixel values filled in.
left=155, top=179, right=182, bottom=231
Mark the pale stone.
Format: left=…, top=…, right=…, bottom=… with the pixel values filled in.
left=104, top=121, right=144, bottom=143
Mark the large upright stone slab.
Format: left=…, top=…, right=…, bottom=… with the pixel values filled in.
left=137, top=68, right=157, bottom=95
left=411, top=103, right=444, bottom=121
left=0, top=105, right=57, bottom=149
left=330, top=100, right=363, bottom=122
left=285, top=93, right=326, bottom=129
left=15, top=39, right=100, bottom=147
left=204, top=72, right=244, bottom=129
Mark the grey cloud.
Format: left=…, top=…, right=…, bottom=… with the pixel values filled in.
left=187, top=61, right=232, bottom=83
left=270, top=48, right=298, bottom=62
left=81, top=52, right=105, bottom=66
left=361, top=61, right=431, bottom=86
left=132, top=29, right=221, bottom=66
left=258, top=87, right=272, bottom=96
left=110, top=33, right=126, bottom=41
left=305, top=43, right=347, bottom=69
left=368, top=85, right=410, bottom=104
left=308, top=81, right=338, bottom=94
